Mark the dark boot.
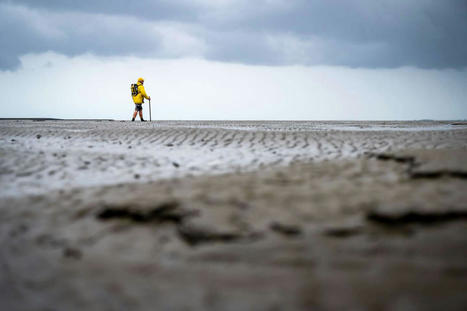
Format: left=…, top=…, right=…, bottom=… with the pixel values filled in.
left=132, top=118, right=135, bottom=121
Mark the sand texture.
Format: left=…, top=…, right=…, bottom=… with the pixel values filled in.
left=1, top=120, right=467, bottom=310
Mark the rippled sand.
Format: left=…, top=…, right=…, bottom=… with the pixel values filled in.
left=1, top=120, right=466, bottom=197
left=1, top=120, right=466, bottom=310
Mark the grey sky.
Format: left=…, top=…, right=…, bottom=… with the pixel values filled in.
left=2, top=54, right=466, bottom=120
left=1, top=0, right=466, bottom=70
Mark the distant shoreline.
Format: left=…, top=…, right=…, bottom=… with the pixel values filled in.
left=0, top=118, right=466, bottom=123
left=0, top=118, right=114, bottom=121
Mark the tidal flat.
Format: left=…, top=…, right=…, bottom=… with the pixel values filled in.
left=1, top=120, right=466, bottom=310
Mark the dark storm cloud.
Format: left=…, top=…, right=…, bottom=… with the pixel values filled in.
left=2, top=0, right=198, bottom=21
left=1, top=0, right=466, bottom=70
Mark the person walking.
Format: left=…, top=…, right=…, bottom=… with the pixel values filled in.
left=131, top=77, right=151, bottom=122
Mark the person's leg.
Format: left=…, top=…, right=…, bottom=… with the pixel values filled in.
left=139, top=110, right=145, bottom=121
left=132, top=110, right=137, bottom=121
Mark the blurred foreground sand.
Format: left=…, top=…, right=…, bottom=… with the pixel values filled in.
left=1, top=120, right=466, bottom=310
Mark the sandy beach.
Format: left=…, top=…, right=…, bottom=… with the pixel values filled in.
left=1, top=120, right=467, bottom=310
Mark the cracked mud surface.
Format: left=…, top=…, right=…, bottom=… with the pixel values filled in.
left=1, top=120, right=467, bottom=310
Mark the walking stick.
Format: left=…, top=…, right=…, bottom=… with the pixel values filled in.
left=149, top=99, right=152, bottom=122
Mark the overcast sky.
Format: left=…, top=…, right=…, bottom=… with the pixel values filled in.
left=1, top=0, right=466, bottom=120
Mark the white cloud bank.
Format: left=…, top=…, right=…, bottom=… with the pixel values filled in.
left=1, top=53, right=466, bottom=120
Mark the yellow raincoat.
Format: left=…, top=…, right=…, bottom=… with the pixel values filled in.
left=132, top=82, right=150, bottom=104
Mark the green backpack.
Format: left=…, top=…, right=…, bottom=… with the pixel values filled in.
left=130, top=84, right=139, bottom=97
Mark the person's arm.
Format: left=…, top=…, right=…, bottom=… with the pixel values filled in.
left=139, top=85, right=150, bottom=100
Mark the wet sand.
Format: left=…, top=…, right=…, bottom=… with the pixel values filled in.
left=1, top=120, right=466, bottom=310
